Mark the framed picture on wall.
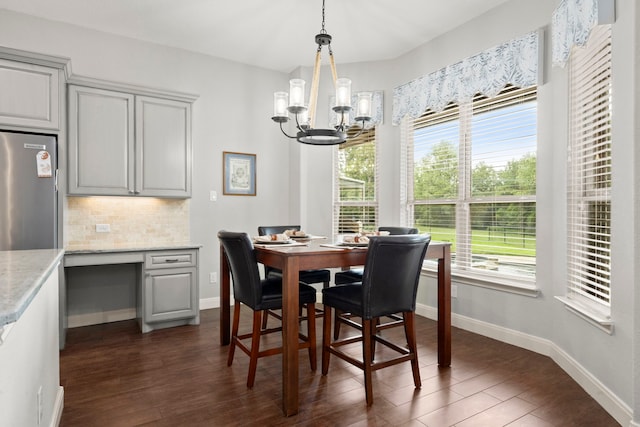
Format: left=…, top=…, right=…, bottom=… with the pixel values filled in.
left=223, top=151, right=256, bottom=196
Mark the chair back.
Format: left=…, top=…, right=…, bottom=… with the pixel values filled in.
left=258, top=225, right=301, bottom=236
left=257, top=226, right=302, bottom=277
left=378, top=226, right=419, bottom=235
left=361, top=234, right=431, bottom=319
left=218, top=231, right=263, bottom=309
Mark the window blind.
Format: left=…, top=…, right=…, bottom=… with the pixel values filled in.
left=333, top=128, right=378, bottom=236
left=408, top=85, right=537, bottom=279
left=567, top=24, right=612, bottom=307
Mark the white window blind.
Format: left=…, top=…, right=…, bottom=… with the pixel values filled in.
left=407, top=85, right=537, bottom=279
left=333, top=128, right=378, bottom=236
left=567, top=24, right=612, bottom=308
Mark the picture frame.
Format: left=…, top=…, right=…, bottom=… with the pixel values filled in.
left=223, top=151, right=256, bottom=196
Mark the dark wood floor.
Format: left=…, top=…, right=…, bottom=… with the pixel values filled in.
left=59, top=308, right=619, bottom=426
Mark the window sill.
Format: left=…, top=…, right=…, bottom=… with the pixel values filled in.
left=554, top=296, right=614, bottom=334
left=420, top=265, right=540, bottom=297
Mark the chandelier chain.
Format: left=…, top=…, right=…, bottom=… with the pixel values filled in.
left=320, top=0, right=327, bottom=35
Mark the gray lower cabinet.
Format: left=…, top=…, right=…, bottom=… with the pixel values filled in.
left=68, top=84, right=193, bottom=197
left=141, top=249, right=199, bottom=332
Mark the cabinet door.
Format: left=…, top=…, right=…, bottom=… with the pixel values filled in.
left=68, top=85, right=135, bottom=195
left=144, top=267, right=197, bottom=323
left=135, top=96, right=191, bottom=197
left=0, top=59, right=59, bottom=130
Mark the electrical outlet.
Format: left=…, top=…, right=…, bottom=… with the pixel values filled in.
left=451, top=285, right=458, bottom=298
left=95, top=223, right=111, bottom=233
left=209, top=272, right=217, bottom=283
left=36, top=385, right=43, bottom=425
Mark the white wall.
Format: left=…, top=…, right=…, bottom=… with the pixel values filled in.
left=1, top=0, right=637, bottom=422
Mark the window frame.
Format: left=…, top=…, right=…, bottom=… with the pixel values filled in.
left=557, top=24, right=613, bottom=331
left=333, top=128, right=379, bottom=237
left=403, top=85, right=538, bottom=292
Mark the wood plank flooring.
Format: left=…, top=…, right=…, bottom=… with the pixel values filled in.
left=59, top=308, right=619, bottom=426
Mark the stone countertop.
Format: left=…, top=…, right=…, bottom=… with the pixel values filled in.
left=64, top=243, right=202, bottom=255
left=0, top=249, right=65, bottom=327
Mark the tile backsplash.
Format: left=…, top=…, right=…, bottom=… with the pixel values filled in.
left=64, top=197, right=190, bottom=250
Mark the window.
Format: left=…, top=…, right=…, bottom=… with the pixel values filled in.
left=333, top=128, right=378, bottom=235
left=405, top=85, right=537, bottom=280
left=567, top=24, right=612, bottom=310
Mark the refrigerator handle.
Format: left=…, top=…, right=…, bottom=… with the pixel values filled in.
left=54, top=169, right=59, bottom=193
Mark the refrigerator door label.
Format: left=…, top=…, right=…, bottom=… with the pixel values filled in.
left=36, top=151, right=52, bottom=178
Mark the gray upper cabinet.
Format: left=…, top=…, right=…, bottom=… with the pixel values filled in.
left=0, top=58, right=60, bottom=130
left=68, top=83, right=193, bottom=198
left=68, top=85, right=135, bottom=196
left=135, top=96, right=191, bottom=197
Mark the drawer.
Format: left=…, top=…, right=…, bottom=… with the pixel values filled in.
left=145, top=250, right=197, bottom=269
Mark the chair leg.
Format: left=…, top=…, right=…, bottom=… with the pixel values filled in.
left=246, top=310, right=263, bottom=389
left=261, top=309, right=269, bottom=329
left=227, top=302, right=241, bottom=366
left=404, top=311, right=421, bottom=389
left=321, top=305, right=332, bottom=375
left=307, top=302, right=317, bottom=371
left=333, top=309, right=342, bottom=339
left=362, top=318, right=374, bottom=406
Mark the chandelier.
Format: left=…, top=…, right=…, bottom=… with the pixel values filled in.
left=271, top=0, right=372, bottom=145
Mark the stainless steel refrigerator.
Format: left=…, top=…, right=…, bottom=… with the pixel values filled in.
left=0, top=130, right=58, bottom=250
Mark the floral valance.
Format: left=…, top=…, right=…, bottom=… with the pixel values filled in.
left=552, top=0, right=614, bottom=67
left=392, top=31, right=539, bottom=125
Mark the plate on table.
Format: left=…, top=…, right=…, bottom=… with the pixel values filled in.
left=253, top=237, right=294, bottom=245
left=337, top=241, right=369, bottom=247
left=289, top=234, right=309, bottom=239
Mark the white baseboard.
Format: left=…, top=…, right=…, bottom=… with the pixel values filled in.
left=415, top=302, right=632, bottom=426
left=67, top=308, right=136, bottom=328
left=199, top=297, right=220, bottom=310
left=51, top=386, right=64, bottom=427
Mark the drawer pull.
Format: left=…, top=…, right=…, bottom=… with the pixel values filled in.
left=164, top=258, right=180, bottom=263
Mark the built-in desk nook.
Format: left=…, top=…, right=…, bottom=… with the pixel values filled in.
left=63, top=245, right=200, bottom=344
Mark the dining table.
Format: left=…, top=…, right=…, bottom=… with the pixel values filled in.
left=219, top=238, right=452, bottom=417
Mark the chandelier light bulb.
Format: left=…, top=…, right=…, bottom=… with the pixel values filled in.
left=355, top=92, right=373, bottom=120
left=273, top=92, right=289, bottom=118
left=335, top=78, right=352, bottom=108
left=289, top=79, right=306, bottom=108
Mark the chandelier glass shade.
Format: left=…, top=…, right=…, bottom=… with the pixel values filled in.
left=271, top=0, right=372, bottom=145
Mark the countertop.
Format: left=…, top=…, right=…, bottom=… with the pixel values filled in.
left=64, top=243, right=202, bottom=254
left=0, top=249, right=65, bottom=327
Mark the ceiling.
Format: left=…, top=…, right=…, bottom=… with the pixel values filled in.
left=0, top=0, right=511, bottom=73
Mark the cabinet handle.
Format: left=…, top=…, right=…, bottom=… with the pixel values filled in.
left=164, top=259, right=180, bottom=263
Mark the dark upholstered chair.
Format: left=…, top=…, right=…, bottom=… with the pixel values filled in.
left=333, top=226, right=420, bottom=338
left=258, top=225, right=330, bottom=327
left=218, top=230, right=317, bottom=389
left=321, top=234, right=431, bottom=405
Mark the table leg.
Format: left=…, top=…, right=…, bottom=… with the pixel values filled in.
left=219, top=245, right=231, bottom=346
left=437, top=245, right=452, bottom=367
left=281, top=257, right=300, bottom=416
